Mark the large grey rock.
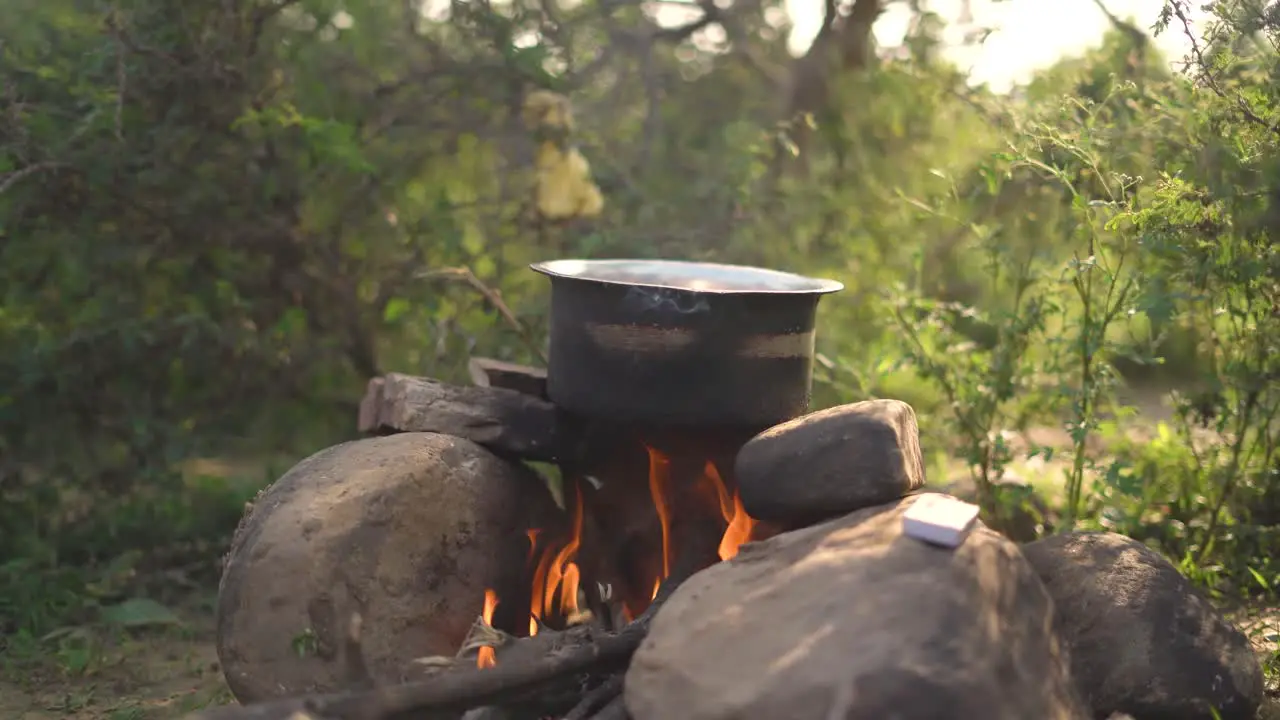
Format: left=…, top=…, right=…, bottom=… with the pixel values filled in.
left=625, top=493, right=1087, bottom=720
left=735, top=399, right=927, bottom=526
left=216, top=432, right=561, bottom=703
left=1022, top=532, right=1265, bottom=720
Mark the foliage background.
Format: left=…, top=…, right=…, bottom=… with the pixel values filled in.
left=1, top=0, right=1277, bottom=694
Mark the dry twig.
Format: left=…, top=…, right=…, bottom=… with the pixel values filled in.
left=0, top=162, right=68, bottom=196
left=419, top=267, right=548, bottom=365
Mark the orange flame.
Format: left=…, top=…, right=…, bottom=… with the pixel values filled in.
left=525, top=529, right=542, bottom=635
left=477, top=449, right=759, bottom=645
left=702, top=461, right=757, bottom=561
left=477, top=589, right=499, bottom=669
left=645, top=446, right=673, bottom=579
left=525, top=528, right=540, bottom=564
left=527, top=480, right=585, bottom=635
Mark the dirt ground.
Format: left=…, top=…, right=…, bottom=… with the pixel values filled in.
left=1242, top=607, right=1280, bottom=720
left=0, top=590, right=1275, bottom=720
left=0, top=600, right=231, bottom=720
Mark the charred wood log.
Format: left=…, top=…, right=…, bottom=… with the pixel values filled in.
left=459, top=707, right=517, bottom=720
left=467, top=357, right=548, bottom=399
left=356, top=377, right=388, bottom=436
left=562, top=674, right=624, bottom=720
left=357, top=373, right=564, bottom=462
left=586, top=695, right=630, bottom=720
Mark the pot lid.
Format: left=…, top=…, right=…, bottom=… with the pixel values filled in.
left=530, top=259, right=844, bottom=295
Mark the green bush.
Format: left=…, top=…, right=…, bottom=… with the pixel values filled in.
left=1, top=0, right=1276, bottom=640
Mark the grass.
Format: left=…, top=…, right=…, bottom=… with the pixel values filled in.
left=0, top=458, right=273, bottom=719
left=1240, top=609, right=1280, bottom=702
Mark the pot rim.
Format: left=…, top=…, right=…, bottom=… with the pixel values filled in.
left=530, top=258, right=845, bottom=296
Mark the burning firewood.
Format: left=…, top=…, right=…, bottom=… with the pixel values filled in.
left=280, top=370, right=772, bottom=719
left=183, top=574, right=691, bottom=720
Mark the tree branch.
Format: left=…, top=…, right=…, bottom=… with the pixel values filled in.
left=0, top=162, right=68, bottom=196
left=1169, top=0, right=1280, bottom=137
left=1089, top=0, right=1148, bottom=48
left=249, top=0, right=304, bottom=56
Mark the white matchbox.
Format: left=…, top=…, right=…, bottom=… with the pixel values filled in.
left=902, top=494, right=981, bottom=549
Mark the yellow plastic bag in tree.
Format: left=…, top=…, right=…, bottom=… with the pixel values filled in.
left=533, top=141, right=603, bottom=221
left=522, top=90, right=575, bottom=132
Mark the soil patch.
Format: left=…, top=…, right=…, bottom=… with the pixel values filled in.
left=0, top=601, right=231, bottom=719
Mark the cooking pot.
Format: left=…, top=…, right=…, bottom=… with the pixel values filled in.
left=530, top=259, right=843, bottom=426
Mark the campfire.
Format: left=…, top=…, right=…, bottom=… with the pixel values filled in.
left=207, top=259, right=1272, bottom=720
left=207, top=259, right=851, bottom=720
left=298, top=367, right=787, bottom=720
left=475, top=441, right=764, bottom=669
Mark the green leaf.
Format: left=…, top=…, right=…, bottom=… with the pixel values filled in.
left=1246, top=567, right=1271, bottom=592
left=383, top=297, right=411, bottom=323
left=100, top=598, right=181, bottom=628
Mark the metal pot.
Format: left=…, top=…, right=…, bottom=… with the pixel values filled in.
left=530, top=259, right=844, bottom=426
